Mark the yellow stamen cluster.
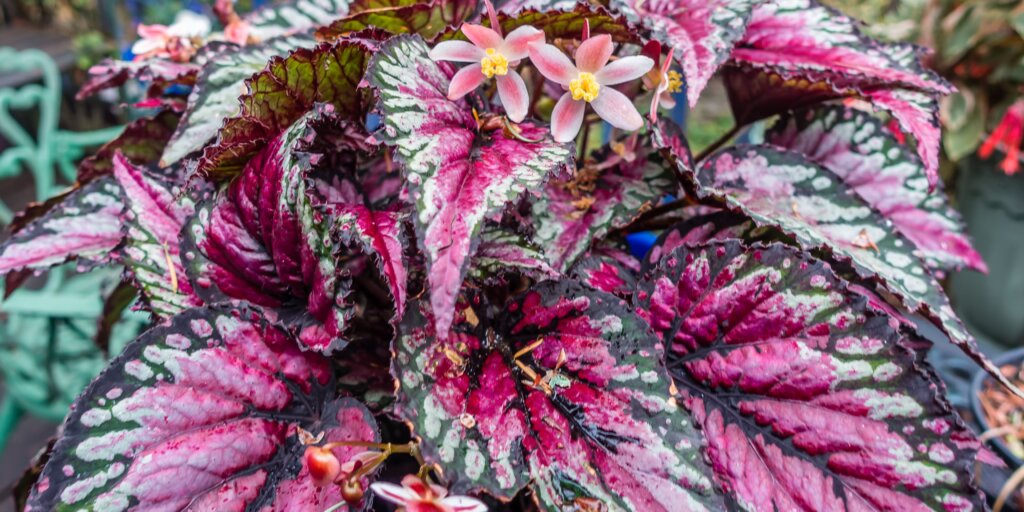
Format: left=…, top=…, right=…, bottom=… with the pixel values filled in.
left=666, top=70, right=683, bottom=93
left=569, top=72, right=600, bottom=102
left=480, top=48, right=509, bottom=78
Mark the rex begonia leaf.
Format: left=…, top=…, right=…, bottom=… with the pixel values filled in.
left=113, top=154, right=202, bottom=318
left=245, top=0, right=354, bottom=40
left=79, top=110, right=181, bottom=184
left=723, top=0, right=952, bottom=186
left=317, top=0, right=476, bottom=41
left=160, top=35, right=316, bottom=167
left=532, top=149, right=675, bottom=272
left=0, top=177, right=122, bottom=276
left=569, top=251, right=637, bottom=297
left=643, top=210, right=752, bottom=269
left=25, top=307, right=379, bottom=512
left=611, top=0, right=762, bottom=106
left=766, top=105, right=985, bottom=273
left=393, top=280, right=719, bottom=511
left=183, top=109, right=356, bottom=352
left=367, top=35, right=573, bottom=337
left=470, top=226, right=559, bottom=284
left=695, top=145, right=1013, bottom=393
left=635, top=240, right=984, bottom=511
left=198, top=37, right=378, bottom=180
left=331, top=205, right=409, bottom=319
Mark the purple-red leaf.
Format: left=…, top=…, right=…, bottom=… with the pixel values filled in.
left=723, top=0, right=952, bottom=186
left=569, top=250, right=638, bottom=297
left=612, top=0, right=762, bottom=106
left=636, top=240, right=984, bottom=511
left=695, top=145, right=1015, bottom=395
left=183, top=109, right=356, bottom=352
left=198, top=37, right=378, bottom=180
left=26, top=307, right=379, bottom=511
left=0, top=178, right=122, bottom=277
left=643, top=210, right=752, bottom=269
left=332, top=205, right=408, bottom=319
left=393, top=281, right=718, bottom=510
left=113, top=154, right=202, bottom=318
left=532, top=149, right=675, bottom=272
left=766, top=105, right=984, bottom=273
left=368, top=35, right=573, bottom=337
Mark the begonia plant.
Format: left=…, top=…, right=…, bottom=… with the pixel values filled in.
left=0, top=0, right=1009, bottom=510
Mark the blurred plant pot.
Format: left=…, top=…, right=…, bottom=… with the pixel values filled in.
left=972, top=347, right=1024, bottom=468
left=950, top=154, right=1024, bottom=348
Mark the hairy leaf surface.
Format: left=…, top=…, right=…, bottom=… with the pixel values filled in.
left=161, top=35, right=316, bottom=166
left=0, top=178, right=122, bottom=276
left=695, top=146, right=1010, bottom=391
left=766, top=106, right=983, bottom=273
left=393, top=281, right=718, bottom=511
left=368, top=35, right=573, bottom=337
left=113, top=154, right=202, bottom=318
left=612, top=0, right=762, bottom=106
left=636, top=240, right=983, bottom=511
left=26, top=307, right=379, bottom=512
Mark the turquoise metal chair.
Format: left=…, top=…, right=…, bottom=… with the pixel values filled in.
left=0, top=46, right=145, bottom=453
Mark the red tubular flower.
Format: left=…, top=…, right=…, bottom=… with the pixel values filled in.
left=980, top=100, right=1024, bottom=175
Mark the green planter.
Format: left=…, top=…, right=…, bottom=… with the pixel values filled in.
left=950, top=154, right=1024, bottom=348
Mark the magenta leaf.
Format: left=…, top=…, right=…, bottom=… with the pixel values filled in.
left=569, top=251, right=637, bottom=297
left=245, top=0, right=355, bottom=40
left=198, top=36, right=379, bottom=180
left=724, top=0, right=952, bottom=185
left=866, top=89, right=944, bottom=189
left=26, top=307, right=379, bottom=512
left=766, top=105, right=984, bottom=273
left=331, top=205, right=408, bottom=319
left=113, top=154, right=202, bottom=318
left=532, top=148, right=675, bottom=272
left=470, top=227, right=559, bottom=283
left=635, top=240, right=984, bottom=511
left=0, top=178, right=122, bottom=276
left=643, top=210, right=752, bottom=269
left=393, top=280, right=718, bottom=510
left=161, top=35, right=317, bottom=166
left=368, top=35, right=574, bottom=337
left=612, top=0, right=762, bottom=106
left=183, top=109, right=356, bottom=352
left=695, top=145, right=1014, bottom=393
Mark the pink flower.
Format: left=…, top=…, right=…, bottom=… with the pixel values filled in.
left=980, top=99, right=1024, bottom=175
left=132, top=11, right=211, bottom=62
left=528, top=34, right=653, bottom=143
left=370, top=475, right=487, bottom=512
left=429, top=23, right=544, bottom=122
left=224, top=20, right=252, bottom=46
left=641, top=42, right=682, bottom=122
